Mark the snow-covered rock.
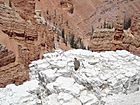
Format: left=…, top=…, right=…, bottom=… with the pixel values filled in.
left=1, top=49, right=140, bottom=105
left=0, top=80, right=40, bottom=105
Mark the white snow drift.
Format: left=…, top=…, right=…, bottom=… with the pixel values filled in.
left=0, top=49, right=140, bottom=105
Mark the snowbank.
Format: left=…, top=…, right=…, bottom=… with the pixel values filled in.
left=1, top=49, right=140, bottom=105
left=0, top=80, right=39, bottom=105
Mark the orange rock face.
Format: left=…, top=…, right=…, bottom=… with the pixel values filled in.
left=0, top=2, right=55, bottom=87
left=0, top=44, right=28, bottom=88
left=39, top=0, right=140, bottom=54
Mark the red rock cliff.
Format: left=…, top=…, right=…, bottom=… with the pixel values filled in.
left=0, top=1, right=55, bottom=87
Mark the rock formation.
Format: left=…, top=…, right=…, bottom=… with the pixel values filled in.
left=0, top=44, right=15, bottom=68
left=31, top=0, right=140, bottom=54
left=0, top=1, right=55, bottom=87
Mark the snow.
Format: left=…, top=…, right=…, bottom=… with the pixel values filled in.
left=1, top=49, right=140, bottom=105
left=116, top=50, right=130, bottom=57
left=45, top=93, right=60, bottom=105
left=0, top=80, right=39, bottom=105
left=104, top=90, right=140, bottom=105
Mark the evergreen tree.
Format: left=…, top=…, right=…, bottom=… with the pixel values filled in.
left=123, top=18, right=131, bottom=30
left=123, top=12, right=131, bottom=30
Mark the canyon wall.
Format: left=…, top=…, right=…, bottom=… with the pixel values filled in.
left=38, top=0, right=140, bottom=55
left=0, top=1, right=55, bottom=87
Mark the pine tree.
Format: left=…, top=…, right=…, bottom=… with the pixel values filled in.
left=123, top=12, right=131, bottom=30
left=123, top=18, right=131, bottom=30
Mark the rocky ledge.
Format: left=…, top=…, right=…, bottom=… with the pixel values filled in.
left=0, top=49, right=140, bottom=105
left=0, top=44, right=18, bottom=87
left=0, top=44, right=15, bottom=68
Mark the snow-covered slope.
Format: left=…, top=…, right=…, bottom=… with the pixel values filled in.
left=1, top=49, right=140, bottom=105
left=0, top=80, right=39, bottom=105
